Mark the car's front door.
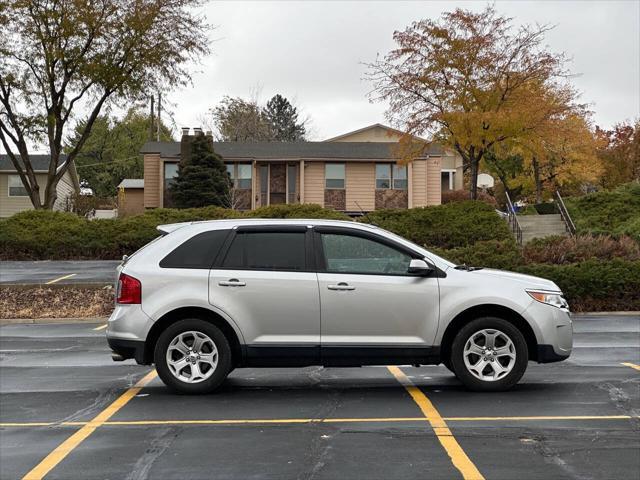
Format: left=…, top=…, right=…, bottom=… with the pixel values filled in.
left=315, top=227, right=440, bottom=366
left=209, top=226, right=320, bottom=365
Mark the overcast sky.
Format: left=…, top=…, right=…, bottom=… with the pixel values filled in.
left=167, top=0, right=640, bottom=140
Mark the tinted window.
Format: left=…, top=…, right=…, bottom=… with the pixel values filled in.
left=160, top=230, right=229, bottom=269
left=321, top=233, right=412, bottom=275
left=222, top=232, right=306, bottom=271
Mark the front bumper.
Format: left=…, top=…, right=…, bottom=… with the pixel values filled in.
left=522, top=299, right=573, bottom=362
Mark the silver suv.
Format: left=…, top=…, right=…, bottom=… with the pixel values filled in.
left=106, top=219, right=572, bottom=393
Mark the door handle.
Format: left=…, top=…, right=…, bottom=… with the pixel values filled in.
left=327, top=282, right=355, bottom=291
left=218, top=279, right=246, bottom=287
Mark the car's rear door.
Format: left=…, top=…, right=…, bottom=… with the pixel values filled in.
left=209, top=225, right=320, bottom=365
left=315, top=227, right=440, bottom=366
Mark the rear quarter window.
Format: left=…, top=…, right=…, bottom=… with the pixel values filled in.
left=160, top=230, right=230, bottom=269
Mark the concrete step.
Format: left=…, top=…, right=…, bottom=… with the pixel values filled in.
left=514, top=214, right=568, bottom=243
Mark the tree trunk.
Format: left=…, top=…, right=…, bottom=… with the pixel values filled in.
left=469, top=155, right=479, bottom=200
left=532, top=156, right=543, bottom=203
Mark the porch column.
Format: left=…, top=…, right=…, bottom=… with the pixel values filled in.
left=299, top=160, right=305, bottom=204
left=251, top=160, right=257, bottom=210
left=407, top=162, right=414, bottom=208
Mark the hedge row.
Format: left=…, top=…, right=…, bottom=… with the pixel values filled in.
left=361, top=201, right=512, bottom=249
left=514, top=260, right=640, bottom=312
left=0, top=201, right=509, bottom=260
left=564, top=183, right=640, bottom=240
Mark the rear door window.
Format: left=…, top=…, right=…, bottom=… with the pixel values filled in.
left=221, top=232, right=306, bottom=271
left=160, top=230, right=230, bottom=269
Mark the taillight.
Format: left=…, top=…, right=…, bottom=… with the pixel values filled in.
left=117, top=273, right=141, bottom=304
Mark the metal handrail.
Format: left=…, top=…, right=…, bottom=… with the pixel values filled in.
left=555, top=191, right=576, bottom=236
left=504, top=191, right=523, bottom=245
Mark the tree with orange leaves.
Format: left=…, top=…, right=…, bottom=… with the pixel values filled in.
left=367, top=5, right=582, bottom=199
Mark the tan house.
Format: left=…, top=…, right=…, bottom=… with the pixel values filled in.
left=0, top=154, right=80, bottom=218
left=135, top=124, right=464, bottom=215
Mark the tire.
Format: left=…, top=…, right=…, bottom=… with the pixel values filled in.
left=442, top=359, right=458, bottom=378
left=154, top=318, right=232, bottom=394
left=450, top=317, right=528, bottom=392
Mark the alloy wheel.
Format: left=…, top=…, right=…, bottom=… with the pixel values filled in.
left=463, top=328, right=516, bottom=382
left=166, top=331, right=218, bottom=384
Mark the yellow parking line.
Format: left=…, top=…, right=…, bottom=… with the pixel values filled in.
left=21, top=370, right=157, bottom=480
left=388, top=366, right=484, bottom=480
left=621, top=362, right=640, bottom=372
left=45, top=273, right=76, bottom=285
left=1, top=414, right=635, bottom=429
left=93, top=324, right=108, bottom=331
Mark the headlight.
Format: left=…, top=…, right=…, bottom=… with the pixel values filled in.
left=527, top=290, right=569, bottom=310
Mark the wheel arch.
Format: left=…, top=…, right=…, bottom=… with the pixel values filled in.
left=439, top=304, right=539, bottom=363
left=144, top=306, right=244, bottom=366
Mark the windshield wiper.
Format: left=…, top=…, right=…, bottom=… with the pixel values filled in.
left=454, top=264, right=484, bottom=271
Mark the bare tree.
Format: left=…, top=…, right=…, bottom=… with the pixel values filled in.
left=0, top=0, right=210, bottom=209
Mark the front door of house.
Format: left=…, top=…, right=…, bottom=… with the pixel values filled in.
left=269, top=164, right=286, bottom=204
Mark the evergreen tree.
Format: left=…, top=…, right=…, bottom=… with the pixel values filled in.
left=264, top=94, right=306, bottom=141
left=169, top=135, right=230, bottom=208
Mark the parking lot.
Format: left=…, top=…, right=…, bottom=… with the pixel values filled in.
left=0, top=314, right=638, bottom=480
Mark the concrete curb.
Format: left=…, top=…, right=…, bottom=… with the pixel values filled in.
left=0, top=317, right=108, bottom=325
left=1, top=283, right=111, bottom=290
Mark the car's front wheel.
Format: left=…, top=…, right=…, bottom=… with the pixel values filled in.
left=154, top=319, right=231, bottom=394
left=450, top=317, right=528, bottom=392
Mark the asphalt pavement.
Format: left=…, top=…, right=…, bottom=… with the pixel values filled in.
left=0, top=315, right=638, bottom=479
left=0, top=260, right=120, bottom=286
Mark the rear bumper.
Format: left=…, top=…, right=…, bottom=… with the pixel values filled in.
left=107, top=337, right=147, bottom=365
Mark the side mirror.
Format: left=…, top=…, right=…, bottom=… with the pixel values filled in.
left=408, top=258, right=433, bottom=276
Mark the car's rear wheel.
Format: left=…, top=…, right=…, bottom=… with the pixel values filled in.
left=154, top=319, right=231, bottom=394
left=450, top=317, right=528, bottom=392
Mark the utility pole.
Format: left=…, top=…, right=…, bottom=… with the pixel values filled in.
left=157, top=93, right=162, bottom=141
left=149, top=95, right=155, bottom=141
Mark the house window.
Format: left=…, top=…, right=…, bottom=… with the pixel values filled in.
left=441, top=171, right=455, bottom=191
left=393, top=165, right=407, bottom=190
left=376, top=164, right=407, bottom=190
left=325, top=164, right=345, bottom=189
left=226, top=163, right=252, bottom=189
left=287, top=164, right=297, bottom=203
left=8, top=175, right=28, bottom=197
left=164, top=163, right=179, bottom=190
left=375, top=164, right=391, bottom=189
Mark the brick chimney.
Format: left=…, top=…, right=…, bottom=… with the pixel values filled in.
left=180, top=126, right=213, bottom=164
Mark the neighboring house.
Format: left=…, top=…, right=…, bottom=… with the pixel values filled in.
left=140, top=124, right=464, bottom=214
left=0, top=154, right=80, bottom=218
left=117, top=179, right=145, bottom=217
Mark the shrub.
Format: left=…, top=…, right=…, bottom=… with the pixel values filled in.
left=441, top=189, right=497, bottom=207
left=515, top=260, right=640, bottom=312
left=0, top=204, right=346, bottom=260
left=533, top=202, right=558, bottom=215
left=248, top=203, right=351, bottom=220
left=360, top=201, right=512, bottom=249
left=564, top=183, right=640, bottom=240
left=430, top=239, right=523, bottom=270
left=523, top=234, right=640, bottom=264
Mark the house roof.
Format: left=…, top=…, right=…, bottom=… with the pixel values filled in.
left=118, top=179, right=144, bottom=189
left=0, top=153, right=80, bottom=192
left=0, top=154, right=64, bottom=172
left=323, top=123, right=425, bottom=143
left=140, top=140, right=444, bottom=159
